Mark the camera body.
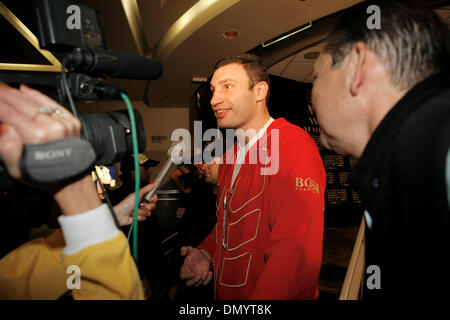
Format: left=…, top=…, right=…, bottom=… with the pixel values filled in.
left=0, top=0, right=162, bottom=188
left=34, top=0, right=106, bottom=52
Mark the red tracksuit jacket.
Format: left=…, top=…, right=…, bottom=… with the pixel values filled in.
left=198, top=118, right=325, bottom=300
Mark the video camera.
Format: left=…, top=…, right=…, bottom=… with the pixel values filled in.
left=0, top=0, right=163, bottom=188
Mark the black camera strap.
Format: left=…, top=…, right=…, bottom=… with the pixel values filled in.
left=20, top=138, right=96, bottom=187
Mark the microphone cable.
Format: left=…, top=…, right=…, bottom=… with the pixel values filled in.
left=121, top=92, right=141, bottom=262
left=60, top=59, right=79, bottom=118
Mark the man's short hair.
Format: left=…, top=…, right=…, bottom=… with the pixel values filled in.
left=213, top=53, right=271, bottom=101
left=325, top=0, right=450, bottom=90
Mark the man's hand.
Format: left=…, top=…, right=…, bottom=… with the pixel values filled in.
left=0, top=83, right=81, bottom=179
left=180, top=246, right=213, bottom=287
left=114, top=182, right=158, bottom=226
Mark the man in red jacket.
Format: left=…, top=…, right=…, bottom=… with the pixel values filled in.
left=180, top=54, right=325, bottom=300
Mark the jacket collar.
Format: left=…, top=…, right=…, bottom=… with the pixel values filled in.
left=351, top=73, right=450, bottom=192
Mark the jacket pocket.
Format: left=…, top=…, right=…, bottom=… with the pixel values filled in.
left=226, top=209, right=261, bottom=251
left=229, top=170, right=266, bottom=212
left=219, top=252, right=252, bottom=287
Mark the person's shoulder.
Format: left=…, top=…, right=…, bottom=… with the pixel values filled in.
left=178, top=163, right=196, bottom=174
left=266, top=118, right=324, bottom=175
left=269, top=117, right=317, bottom=147
left=392, top=90, right=450, bottom=180
left=397, top=88, right=450, bottom=150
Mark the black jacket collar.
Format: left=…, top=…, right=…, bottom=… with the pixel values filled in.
left=351, top=72, right=450, bottom=195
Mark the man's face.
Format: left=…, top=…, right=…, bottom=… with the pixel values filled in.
left=210, top=63, right=258, bottom=131
left=197, top=159, right=220, bottom=185
left=311, top=52, right=357, bottom=156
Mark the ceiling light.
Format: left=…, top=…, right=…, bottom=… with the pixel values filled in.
left=304, top=51, right=320, bottom=60
left=192, top=76, right=208, bottom=82
left=152, top=0, right=240, bottom=62
left=262, top=22, right=312, bottom=48
left=223, top=30, right=239, bottom=39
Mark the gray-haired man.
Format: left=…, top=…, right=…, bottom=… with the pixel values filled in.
left=312, top=0, right=450, bottom=299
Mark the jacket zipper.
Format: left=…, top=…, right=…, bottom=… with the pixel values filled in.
left=222, top=194, right=228, bottom=249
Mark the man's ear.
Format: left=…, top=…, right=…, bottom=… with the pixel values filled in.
left=349, top=42, right=368, bottom=96
left=255, top=81, right=269, bottom=102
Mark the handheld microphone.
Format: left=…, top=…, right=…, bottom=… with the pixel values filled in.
left=64, top=47, right=163, bottom=80
left=142, top=141, right=185, bottom=203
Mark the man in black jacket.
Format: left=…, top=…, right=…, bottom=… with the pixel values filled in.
left=312, top=0, right=450, bottom=299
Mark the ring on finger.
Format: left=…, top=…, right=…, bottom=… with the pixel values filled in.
left=39, top=105, right=63, bottom=115
left=38, top=105, right=57, bottom=114
left=32, top=105, right=62, bottom=120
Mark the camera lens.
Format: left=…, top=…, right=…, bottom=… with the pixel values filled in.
left=79, top=109, right=146, bottom=165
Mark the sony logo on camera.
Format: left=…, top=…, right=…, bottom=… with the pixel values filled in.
left=34, top=148, right=72, bottom=161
